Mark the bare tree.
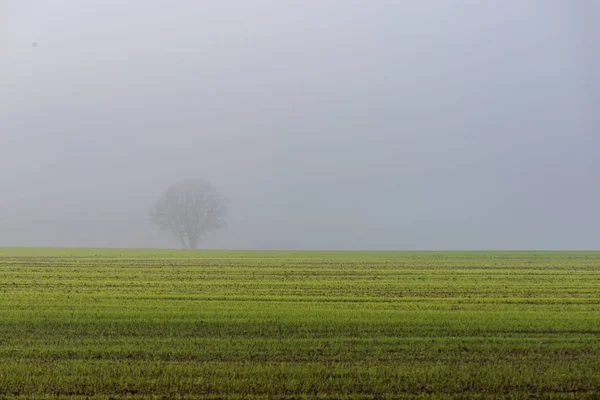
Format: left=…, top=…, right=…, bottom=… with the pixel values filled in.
left=150, top=179, right=227, bottom=249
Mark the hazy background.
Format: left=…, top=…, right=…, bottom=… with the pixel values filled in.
left=1, top=0, right=598, bottom=250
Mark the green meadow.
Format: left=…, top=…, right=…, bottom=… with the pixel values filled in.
left=0, top=248, right=599, bottom=399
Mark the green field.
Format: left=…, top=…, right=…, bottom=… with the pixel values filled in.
left=0, top=248, right=599, bottom=399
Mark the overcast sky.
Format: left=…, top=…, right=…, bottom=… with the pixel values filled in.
left=1, top=0, right=598, bottom=249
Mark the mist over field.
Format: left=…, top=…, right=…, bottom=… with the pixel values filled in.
left=1, top=0, right=599, bottom=250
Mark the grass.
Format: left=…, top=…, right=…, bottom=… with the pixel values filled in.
left=0, top=248, right=599, bottom=399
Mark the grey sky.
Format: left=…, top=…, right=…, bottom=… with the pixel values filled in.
left=1, top=0, right=598, bottom=249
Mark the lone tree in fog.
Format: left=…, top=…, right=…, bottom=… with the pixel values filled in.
left=150, top=179, right=227, bottom=249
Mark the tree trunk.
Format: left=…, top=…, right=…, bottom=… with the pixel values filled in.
left=188, top=236, right=198, bottom=250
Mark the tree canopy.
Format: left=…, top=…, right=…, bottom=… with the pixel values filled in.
left=150, top=179, right=227, bottom=249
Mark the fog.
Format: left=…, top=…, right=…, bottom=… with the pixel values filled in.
left=1, top=1, right=598, bottom=250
